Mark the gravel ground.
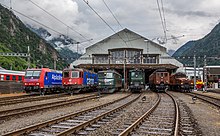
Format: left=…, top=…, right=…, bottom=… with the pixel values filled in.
left=84, top=92, right=157, bottom=136
left=0, top=93, right=94, bottom=111
left=171, top=92, right=220, bottom=136
left=0, top=93, right=128, bottom=135
left=192, top=91, right=220, bottom=99
left=0, top=92, right=27, bottom=98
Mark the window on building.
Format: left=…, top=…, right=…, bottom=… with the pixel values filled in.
left=127, top=50, right=141, bottom=64
left=143, top=55, right=157, bottom=64
left=94, top=55, right=108, bottom=64
left=111, top=50, right=124, bottom=64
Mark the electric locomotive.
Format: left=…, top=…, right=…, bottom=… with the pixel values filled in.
left=170, top=72, right=192, bottom=92
left=149, top=69, right=170, bottom=92
left=98, top=70, right=122, bottom=93
left=62, top=68, right=98, bottom=94
left=128, top=69, right=145, bottom=93
left=23, top=68, right=63, bottom=95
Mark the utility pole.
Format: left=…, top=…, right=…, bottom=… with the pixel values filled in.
left=27, top=46, right=30, bottom=68
left=76, top=42, right=79, bottom=60
left=53, top=53, right=57, bottom=70
left=193, top=54, right=197, bottom=91
left=124, top=50, right=126, bottom=91
left=203, top=55, right=207, bottom=91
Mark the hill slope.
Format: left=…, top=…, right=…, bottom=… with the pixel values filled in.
left=173, top=22, right=220, bottom=66
left=0, top=4, right=67, bottom=70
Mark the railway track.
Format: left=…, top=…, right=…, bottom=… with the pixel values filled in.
left=3, top=93, right=135, bottom=136
left=176, top=98, right=202, bottom=135
left=117, top=92, right=179, bottom=136
left=187, top=92, right=220, bottom=108
left=207, top=89, right=220, bottom=94
left=0, top=93, right=68, bottom=106
left=0, top=94, right=30, bottom=101
left=0, top=93, right=99, bottom=121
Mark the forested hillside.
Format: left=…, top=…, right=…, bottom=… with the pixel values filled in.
left=0, top=4, right=67, bottom=70
left=173, top=22, right=220, bottom=66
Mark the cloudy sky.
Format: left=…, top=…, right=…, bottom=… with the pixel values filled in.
left=1, top=0, right=220, bottom=52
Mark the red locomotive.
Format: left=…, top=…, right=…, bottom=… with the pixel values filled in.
left=62, top=68, right=98, bottom=94
left=149, top=69, right=170, bottom=92
left=170, top=72, right=192, bottom=92
left=0, top=69, right=25, bottom=82
left=23, top=68, right=63, bottom=94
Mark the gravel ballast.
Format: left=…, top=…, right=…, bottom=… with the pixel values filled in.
left=0, top=93, right=128, bottom=135
left=171, top=92, right=220, bottom=136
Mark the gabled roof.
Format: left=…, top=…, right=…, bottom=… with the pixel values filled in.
left=87, top=28, right=166, bottom=51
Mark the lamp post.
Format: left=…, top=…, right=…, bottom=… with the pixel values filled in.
left=124, top=57, right=126, bottom=91
left=193, top=54, right=197, bottom=91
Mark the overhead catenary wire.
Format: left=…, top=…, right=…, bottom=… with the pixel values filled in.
left=102, top=0, right=123, bottom=29
left=161, top=0, right=167, bottom=32
left=27, top=0, right=91, bottom=43
left=81, top=0, right=129, bottom=47
left=1, top=3, right=102, bottom=61
left=102, top=0, right=134, bottom=47
left=156, top=0, right=167, bottom=43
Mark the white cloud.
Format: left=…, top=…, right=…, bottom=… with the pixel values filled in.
left=1, top=0, right=220, bottom=52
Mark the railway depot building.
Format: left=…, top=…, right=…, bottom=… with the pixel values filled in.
left=71, top=28, right=183, bottom=88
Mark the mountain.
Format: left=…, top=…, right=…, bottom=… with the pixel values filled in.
left=27, top=26, right=82, bottom=63
left=173, top=22, right=220, bottom=66
left=0, top=4, right=67, bottom=70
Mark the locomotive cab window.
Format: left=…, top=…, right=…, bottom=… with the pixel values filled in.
left=63, top=71, right=69, bottom=78
left=25, top=70, right=41, bottom=79
left=72, top=71, right=79, bottom=78
left=164, top=73, right=168, bottom=77
left=98, top=72, right=113, bottom=78
left=131, top=72, right=142, bottom=79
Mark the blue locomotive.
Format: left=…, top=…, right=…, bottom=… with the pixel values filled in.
left=62, top=68, right=98, bottom=94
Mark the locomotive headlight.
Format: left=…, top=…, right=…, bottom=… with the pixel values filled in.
left=75, top=82, right=77, bottom=84
left=181, top=82, right=183, bottom=84
left=25, top=83, right=28, bottom=85
left=69, top=79, right=71, bottom=82
left=99, top=83, right=101, bottom=85
left=36, top=83, right=39, bottom=85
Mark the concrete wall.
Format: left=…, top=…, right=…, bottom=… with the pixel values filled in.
left=0, top=81, right=23, bottom=94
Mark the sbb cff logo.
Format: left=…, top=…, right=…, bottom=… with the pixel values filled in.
left=52, top=75, right=62, bottom=80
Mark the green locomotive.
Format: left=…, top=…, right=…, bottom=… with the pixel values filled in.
left=98, top=70, right=122, bottom=93
left=128, top=69, right=145, bottom=93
